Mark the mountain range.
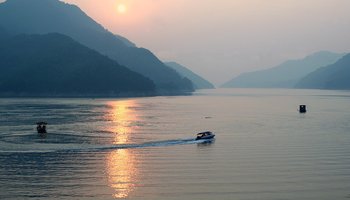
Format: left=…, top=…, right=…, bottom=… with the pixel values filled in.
left=0, top=32, right=156, bottom=97
left=164, top=62, right=215, bottom=89
left=222, top=51, right=345, bottom=88
left=295, top=53, right=350, bottom=90
left=1, top=0, right=347, bottom=95
left=0, top=0, right=194, bottom=94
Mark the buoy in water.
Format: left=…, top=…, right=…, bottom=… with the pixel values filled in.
left=299, top=105, right=307, bottom=113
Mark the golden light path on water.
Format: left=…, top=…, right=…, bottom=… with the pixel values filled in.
left=105, top=100, right=139, bottom=199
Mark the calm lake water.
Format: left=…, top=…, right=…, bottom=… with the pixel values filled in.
left=0, top=89, right=350, bottom=200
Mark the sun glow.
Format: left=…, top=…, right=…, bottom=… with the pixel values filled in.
left=117, top=4, right=127, bottom=14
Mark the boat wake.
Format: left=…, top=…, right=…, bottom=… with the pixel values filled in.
left=0, top=133, right=215, bottom=153
left=100, top=138, right=213, bottom=149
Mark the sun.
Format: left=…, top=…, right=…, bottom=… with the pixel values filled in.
left=117, top=4, right=127, bottom=14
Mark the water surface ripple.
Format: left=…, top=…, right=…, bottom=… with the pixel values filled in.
left=1, top=89, right=350, bottom=200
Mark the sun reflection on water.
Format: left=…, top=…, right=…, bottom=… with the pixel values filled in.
left=105, top=100, right=139, bottom=199
left=106, top=149, right=137, bottom=199
left=106, top=100, right=138, bottom=144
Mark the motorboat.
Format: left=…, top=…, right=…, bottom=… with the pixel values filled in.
left=195, top=131, right=215, bottom=140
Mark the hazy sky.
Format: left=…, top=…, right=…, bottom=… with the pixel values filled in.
left=10, top=0, right=350, bottom=85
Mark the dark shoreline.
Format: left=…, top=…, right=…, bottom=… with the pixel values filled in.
left=0, top=91, right=194, bottom=98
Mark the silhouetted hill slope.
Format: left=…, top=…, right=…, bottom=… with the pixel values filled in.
left=0, top=0, right=193, bottom=94
left=295, top=54, right=350, bottom=90
left=114, top=35, right=136, bottom=47
left=0, top=26, right=9, bottom=38
left=165, top=62, right=215, bottom=89
left=222, top=51, right=345, bottom=88
left=0, top=33, right=156, bottom=97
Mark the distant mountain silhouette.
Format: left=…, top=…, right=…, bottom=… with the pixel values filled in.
left=295, top=53, right=350, bottom=90
left=165, top=62, right=215, bottom=89
left=0, top=0, right=193, bottom=94
left=0, top=33, right=156, bottom=97
left=222, top=51, right=345, bottom=88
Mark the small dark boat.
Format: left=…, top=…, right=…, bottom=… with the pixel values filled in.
left=36, top=122, right=47, bottom=135
left=195, top=131, right=215, bottom=140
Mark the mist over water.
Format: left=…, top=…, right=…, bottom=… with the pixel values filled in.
left=1, top=89, right=350, bottom=199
